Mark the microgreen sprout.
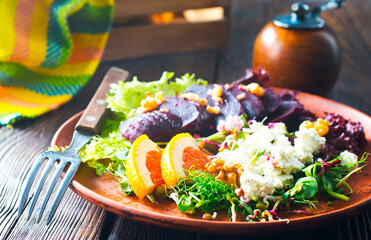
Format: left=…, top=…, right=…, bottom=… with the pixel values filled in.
left=303, top=152, right=368, bottom=202
left=170, top=169, right=237, bottom=217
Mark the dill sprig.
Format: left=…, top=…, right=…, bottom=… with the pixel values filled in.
left=169, top=169, right=237, bottom=214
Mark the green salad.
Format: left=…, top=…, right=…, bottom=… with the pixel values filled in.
left=77, top=71, right=368, bottom=222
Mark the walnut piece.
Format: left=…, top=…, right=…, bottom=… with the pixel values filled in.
left=206, top=158, right=243, bottom=188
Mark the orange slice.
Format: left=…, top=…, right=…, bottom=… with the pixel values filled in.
left=126, top=134, right=164, bottom=199
left=161, top=133, right=210, bottom=188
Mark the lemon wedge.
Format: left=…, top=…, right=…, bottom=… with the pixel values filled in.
left=126, top=134, right=164, bottom=199
left=161, top=133, right=210, bottom=188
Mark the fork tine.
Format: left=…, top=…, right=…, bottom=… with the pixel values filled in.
left=46, top=162, right=79, bottom=224
left=36, top=160, right=67, bottom=223
left=17, top=153, right=46, bottom=219
left=27, top=158, right=56, bottom=220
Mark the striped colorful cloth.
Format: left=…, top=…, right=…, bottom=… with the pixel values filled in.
left=0, top=0, right=114, bottom=125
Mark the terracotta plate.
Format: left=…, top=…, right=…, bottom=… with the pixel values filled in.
left=51, top=90, right=371, bottom=235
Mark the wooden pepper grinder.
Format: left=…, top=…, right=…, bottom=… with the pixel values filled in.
left=253, top=0, right=345, bottom=95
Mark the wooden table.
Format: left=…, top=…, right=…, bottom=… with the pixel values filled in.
left=1, top=0, right=370, bottom=239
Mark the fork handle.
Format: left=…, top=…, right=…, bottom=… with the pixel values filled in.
left=75, top=67, right=130, bottom=135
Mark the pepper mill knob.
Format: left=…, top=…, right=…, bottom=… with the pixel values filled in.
left=291, top=3, right=309, bottom=20
left=253, top=0, right=345, bottom=95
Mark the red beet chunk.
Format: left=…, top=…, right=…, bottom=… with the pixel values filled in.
left=185, top=84, right=244, bottom=125
left=268, top=100, right=305, bottom=132
left=280, top=90, right=297, bottom=101
left=270, top=100, right=304, bottom=123
left=159, top=97, right=211, bottom=134
left=260, top=88, right=282, bottom=115
left=184, top=84, right=210, bottom=100
left=230, top=68, right=270, bottom=88
left=228, top=87, right=263, bottom=120
left=217, top=90, right=244, bottom=123
left=119, top=111, right=182, bottom=142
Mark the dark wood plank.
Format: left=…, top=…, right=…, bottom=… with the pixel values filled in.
left=107, top=209, right=371, bottom=240
left=7, top=190, right=106, bottom=240
left=114, top=0, right=228, bottom=18
left=102, top=20, right=228, bottom=61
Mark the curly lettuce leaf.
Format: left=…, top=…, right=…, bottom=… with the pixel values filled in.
left=80, top=132, right=130, bottom=163
left=79, top=132, right=133, bottom=193
left=106, top=72, right=207, bottom=118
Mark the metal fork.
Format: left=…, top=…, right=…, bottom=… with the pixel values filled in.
left=17, top=67, right=130, bottom=224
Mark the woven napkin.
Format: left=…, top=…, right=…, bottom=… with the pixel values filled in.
left=0, top=0, right=114, bottom=125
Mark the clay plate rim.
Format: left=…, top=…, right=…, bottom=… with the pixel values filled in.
left=51, top=89, right=371, bottom=235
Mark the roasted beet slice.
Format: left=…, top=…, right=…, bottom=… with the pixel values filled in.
left=269, top=101, right=304, bottom=123
left=266, top=89, right=316, bottom=131
left=119, top=111, right=182, bottom=142
left=159, top=97, right=211, bottom=134
left=231, top=67, right=270, bottom=88
left=268, top=100, right=305, bottom=131
left=260, top=88, right=281, bottom=115
left=228, top=87, right=263, bottom=120
left=228, top=68, right=278, bottom=118
left=280, top=89, right=298, bottom=101
left=185, top=84, right=244, bottom=124
left=185, top=84, right=210, bottom=100
left=216, top=90, right=244, bottom=123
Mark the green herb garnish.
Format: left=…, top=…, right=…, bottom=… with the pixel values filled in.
left=169, top=169, right=237, bottom=217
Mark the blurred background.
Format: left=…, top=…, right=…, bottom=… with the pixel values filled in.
left=95, top=0, right=371, bottom=115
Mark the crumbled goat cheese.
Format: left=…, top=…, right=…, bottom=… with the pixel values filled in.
left=217, top=120, right=326, bottom=198
left=217, top=116, right=244, bottom=132
left=294, top=128, right=326, bottom=165
left=239, top=170, right=275, bottom=198
left=340, top=150, right=358, bottom=166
